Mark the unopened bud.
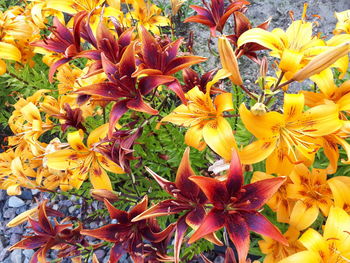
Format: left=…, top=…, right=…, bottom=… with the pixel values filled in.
left=251, top=103, right=266, bottom=116
left=259, top=57, right=268, bottom=78
left=218, top=36, right=243, bottom=85
left=293, top=42, right=350, bottom=81
left=90, top=189, right=119, bottom=202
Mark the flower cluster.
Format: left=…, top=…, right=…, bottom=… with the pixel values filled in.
left=1, top=0, right=350, bottom=262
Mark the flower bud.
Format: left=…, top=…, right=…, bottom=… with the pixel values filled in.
left=251, top=103, right=267, bottom=116
left=90, top=189, right=119, bottom=202
left=293, top=42, right=350, bottom=81
left=218, top=36, right=243, bottom=85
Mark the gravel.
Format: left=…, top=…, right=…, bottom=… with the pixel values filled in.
left=8, top=197, right=25, bottom=208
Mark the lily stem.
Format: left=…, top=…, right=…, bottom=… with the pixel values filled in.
left=239, top=84, right=257, bottom=100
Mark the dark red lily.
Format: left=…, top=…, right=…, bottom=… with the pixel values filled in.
left=81, top=196, right=175, bottom=263
left=32, top=12, right=89, bottom=82
left=184, top=0, right=250, bottom=37
left=76, top=42, right=173, bottom=136
left=227, top=11, right=270, bottom=63
left=95, top=126, right=143, bottom=173
left=134, top=26, right=207, bottom=103
left=9, top=201, right=89, bottom=263
left=188, top=150, right=288, bottom=263
left=53, top=103, right=85, bottom=132
left=132, top=148, right=223, bottom=263
left=79, top=22, right=135, bottom=77
left=182, top=68, right=223, bottom=93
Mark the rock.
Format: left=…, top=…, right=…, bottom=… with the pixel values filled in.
left=10, top=249, right=22, bottom=263
left=8, top=197, right=25, bottom=208
left=3, top=208, right=16, bottom=219
left=23, top=249, right=34, bottom=260
left=16, top=205, right=28, bottom=215
left=68, top=206, right=76, bottom=214
left=0, top=190, right=7, bottom=201
left=95, top=249, right=106, bottom=260
left=214, top=256, right=224, bottom=263
left=0, top=246, right=10, bottom=261
left=52, top=204, right=59, bottom=210
left=31, top=189, right=40, bottom=195
left=19, top=190, right=32, bottom=200
left=10, top=226, right=23, bottom=235
left=9, top=234, right=21, bottom=245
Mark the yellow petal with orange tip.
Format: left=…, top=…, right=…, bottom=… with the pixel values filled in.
left=184, top=125, right=206, bottom=151
left=239, top=139, right=277, bottom=164
left=89, top=161, right=113, bottom=190
left=46, top=149, right=83, bottom=170
left=87, top=123, right=109, bottom=147
left=283, top=93, right=304, bottom=122
left=278, top=251, right=320, bottom=263
left=323, top=206, right=350, bottom=252
left=68, top=130, right=88, bottom=152
left=238, top=28, right=285, bottom=53
left=309, top=69, right=337, bottom=98
left=239, top=103, right=283, bottom=140
left=291, top=103, right=342, bottom=137
left=202, top=117, right=236, bottom=161
left=0, top=42, right=22, bottom=62
left=327, top=176, right=350, bottom=210
left=7, top=207, right=38, bottom=227
left=218, top=36, right=243, bottom=85
left=97, top=155, right=124, bottom=174
left=298, top=228, right=328, bottom=255
left=214, top=92, right=234, bottom=114
left=289, top=200, right=319, bottom=231
left=292, top=42, right=350, bottom=81
left=20, top=102, right=41, bottom=122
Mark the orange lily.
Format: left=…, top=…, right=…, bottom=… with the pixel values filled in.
left=239, top=93, right=342, bottom=175
left=259, top=227, right=304, bottom=263
left=279, top=207, right=350, bottom=263
left=160, top=70, right=237, bottom=161
left=46, top=124, right=124, bottom=190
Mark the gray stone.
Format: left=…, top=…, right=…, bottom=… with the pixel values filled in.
left=68, top=206, right=76, bottom=214
left=8, top=197, right=25, bottom=208
left=23, top=249, right=34, bottom=259
left=10, top=249, right=22, bottom=263
left=31, top=189, right=40, bottom=195
left=16, top=205, right=27, bottom=215
left=52, top=204, right=59, bottom=210
left=3, top=208, right=16, bottom=219
left=0, top=190, right=7, bottom=201
left=214, top=256, right=224, bottom=263
left=19, top=190, right=32, bottom=200
left=9, top=234, right=21, bottom=245
left=11, top=226, right=23, bottom=235
left=95, top=249, right=106, bottom=260
left=0, top=246, right=10, bottom=261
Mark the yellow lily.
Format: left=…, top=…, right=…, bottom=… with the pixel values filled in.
left=46, top=124, right=124, bottom=190
left=0, top=150, right=38, bottom=195
left=328, top=176, right=350, bottom=214
left=334, top=10, right=350, bottom=34
left=239, top=93, right=342, bottom=175
left=237, top=6, right=341, bottom=82
left=127, top=0, right=170, bottom=35
left=160, top=70, right=237, bottom=161
left=286, top=164, right=333, bottom=230
left=259, top=227, right=304, bottom=263
left=279, top=207, right=350, bottom=263
left=46, top=0, right=105, bottom=14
